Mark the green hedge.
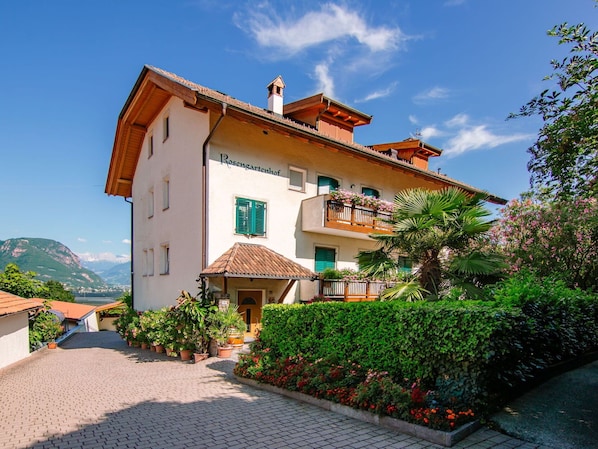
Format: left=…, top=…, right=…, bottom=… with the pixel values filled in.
left=259, top=283, right=598, bottom=406
left=261, top=302, right=517, bottom=403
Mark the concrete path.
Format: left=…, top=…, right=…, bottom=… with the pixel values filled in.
left=0, top=332, right=552, bottom=449
left=491, top=359, right=598, bottom=449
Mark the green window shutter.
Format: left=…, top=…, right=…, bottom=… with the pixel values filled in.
left=362, top=187, right=380, bottom=198
left=315, top=247, right=336, bottom=272
left=317, top=176, right=339, bottom=194
left=398, top=256, right=413, bottom=272
left=236, top=198, right=266, bottom=236
left=252, top=201, right=266, bottom=236
left=236, top=198, right=250, bottom=234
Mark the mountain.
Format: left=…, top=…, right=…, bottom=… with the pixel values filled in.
left=81, top=260, right=131, bottom=286
left=0, top=238, right=109, bottom=290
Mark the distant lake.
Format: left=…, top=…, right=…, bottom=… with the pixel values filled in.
left=75, top=296, right=119, bottom=305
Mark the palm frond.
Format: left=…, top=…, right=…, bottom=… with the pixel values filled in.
left=449, top=251, right=507, bottom=276
left=379, top=279, right=428, bottom=302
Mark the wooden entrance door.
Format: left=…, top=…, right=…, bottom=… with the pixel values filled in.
left=237, top=290, right=263, bottom=339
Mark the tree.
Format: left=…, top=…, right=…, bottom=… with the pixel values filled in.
left=493, top=197, right=598, bottom=291
left=0, top=263, right=48, bottom=298
left=358, top=187, right=505, bottom=301
left=509, top=18, right=598, bottom=199
left=40, top=280, right=75, bottom=302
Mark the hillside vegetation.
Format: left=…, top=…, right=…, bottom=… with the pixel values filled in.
left=0, top=238, right=108, bottom=290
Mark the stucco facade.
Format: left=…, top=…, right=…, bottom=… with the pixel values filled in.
left=106, top=66, right=503, bottom=313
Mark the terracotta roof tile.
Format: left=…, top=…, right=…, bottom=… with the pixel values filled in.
left=144, top=66, right=506, bottom=204
left=30, top=300, right=97, bottom=321
left=201, top=243, right=317, bottom=280
left=0, top=290, right=43, bottom=317
left=94, top=301, right=124, bottom=313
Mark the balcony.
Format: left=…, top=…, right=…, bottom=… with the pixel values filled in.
left=320, top=279, right=391, bottom=302
left=302, top=195, right=393, bottom=239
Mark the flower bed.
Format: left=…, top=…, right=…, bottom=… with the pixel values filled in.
left=234, top=348, right=476, bottom=432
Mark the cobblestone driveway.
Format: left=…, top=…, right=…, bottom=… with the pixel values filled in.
left=0, top=332, right=547, bottom=449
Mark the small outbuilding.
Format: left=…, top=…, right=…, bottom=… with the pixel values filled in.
left=0, top=290, right=42, bottom=370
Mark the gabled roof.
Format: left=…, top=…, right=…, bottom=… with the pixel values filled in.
left=284, top=93, right=372, bottom=127
left=200, top=243, right=317, bottom=280
left=94, top=301, right=124, bottom=313
left=106, top=65, right=506, bottom=204
left=0, top=290, right=43, bottom=317
left=30, top=299, right=97, bottom=321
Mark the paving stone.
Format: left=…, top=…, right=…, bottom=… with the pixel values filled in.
left=0, top=332, right=536, bottom=449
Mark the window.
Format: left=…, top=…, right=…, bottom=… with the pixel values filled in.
left=148, top=188, right=154, bottom=218
left=148, top=134, right=154, bottom=158
left=289, top=166, right=306, bottom=192
left=163, top=115, right=170, bottom=141
left=235, top=198, right=266, bottom=236
left=148, top=248, right=154, bottom=276
left=317, top=176, right=339, bottom=195
left=315, top=247, right=336, bottom=272
left=142, top=249, right=148, bottom=276
left=162, top=178, right=170, bottom=210
left=398, top=256, right=412, bottom=273
left=362, top=187, right=380, bottom=198
left=160, top=244, right=170, bottom=275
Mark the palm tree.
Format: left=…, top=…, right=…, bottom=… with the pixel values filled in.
left=358, top=187, right=504, bottom=300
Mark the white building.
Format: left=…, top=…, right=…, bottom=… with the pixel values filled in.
left=106, top=66, right=502, bottom=336
left=0, top=290, right=42, bottom=369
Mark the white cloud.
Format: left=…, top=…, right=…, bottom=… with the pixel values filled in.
left=413, top=86, right=450, bottom=103
left=314, top=63, right=335, bottom=97
left=77, top=237, right=87, bottom=243
left=77, top=252, right=131, bottom=263
left=444, top=113, right=469, bottom=128
left=241, top=3, right=404, bottom=55
left=444, top=125, right=533, bottom=156
left=420, top=126, right=442, bottom=140
left=122, top=239, right=131, bottom=244
left=236, top=3, right=409, bottom=96
left=355, top=82, right=397, bottom=103
left=408, top=115, right=419, bottom=125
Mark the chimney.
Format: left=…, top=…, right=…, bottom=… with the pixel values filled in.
left=266, top=76, right=285, bottom=115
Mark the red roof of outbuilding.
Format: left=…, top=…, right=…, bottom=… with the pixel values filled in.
left=0, top=290, right=43, bottom=317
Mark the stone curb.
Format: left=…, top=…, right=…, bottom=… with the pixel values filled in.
left=235, top=376, right=480, bottom=447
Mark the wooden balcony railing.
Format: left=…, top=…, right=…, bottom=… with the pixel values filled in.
left=325, top=200, right=393, bottom=234
left=320, top=279, right=393, bottom=302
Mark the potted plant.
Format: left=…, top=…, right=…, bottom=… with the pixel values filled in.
left=207, top=305, right=246, bottom=358
left=172, top=290, right=217, bottom=361
left=31, top=307, right=63, bottom=349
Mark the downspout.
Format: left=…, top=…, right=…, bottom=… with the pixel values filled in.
left=201, top=103, right=227, bottom=272
left=124, top=197, right=134, bottom=309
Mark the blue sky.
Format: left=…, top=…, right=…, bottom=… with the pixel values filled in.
left=1, top=1, right=595, bottom=262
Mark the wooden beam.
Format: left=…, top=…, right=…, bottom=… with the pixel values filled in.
left=277, top=279, right=297, bottom=304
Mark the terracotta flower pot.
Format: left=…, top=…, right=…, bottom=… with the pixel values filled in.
left=141, top=342, right=149, bottom=350
left=155, top=344, right=165, bottom=353
left=193, top=352, right=209, bottom=363
left=47, top=342, right=57, bottom=349
left=180, top=349, right=192, bottom=361
left=217, top=346, right=233, bottom=358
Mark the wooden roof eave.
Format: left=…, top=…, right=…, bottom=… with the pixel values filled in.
left=106, top=68, right=201, bottom=197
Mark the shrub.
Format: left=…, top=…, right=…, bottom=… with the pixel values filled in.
left=492, top=271, right=598, bottom=369
left=494, top=197, right=598, bottom=291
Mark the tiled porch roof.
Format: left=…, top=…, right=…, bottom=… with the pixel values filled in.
left=0, top=290, right=43, bottom=317
left=201, top=243, right=317, bottom=280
